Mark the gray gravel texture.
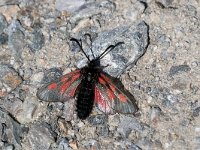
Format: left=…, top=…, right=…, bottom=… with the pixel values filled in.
left=0, top=0, right=200, bottom=150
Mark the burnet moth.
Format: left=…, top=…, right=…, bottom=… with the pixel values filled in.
left=37, top=34, right=138, bottom=119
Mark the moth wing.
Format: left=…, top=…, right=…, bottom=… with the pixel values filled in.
left=94, top=72, right=138, bottom=114
left=37, top=70, right=82, bottom=102
left=94, top=85, right=114, bottom=113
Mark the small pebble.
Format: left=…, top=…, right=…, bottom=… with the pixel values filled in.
left=169, top=65, right=191, bottom=76
left=0, top=33, right=8, bottom=44
left=28, top=28, right=45, bottom=52
left=0, top=64, right=22, bottom=97
left=150, top=106, right=162, bottom=126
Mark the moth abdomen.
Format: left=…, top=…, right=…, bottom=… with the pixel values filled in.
left=76, top=78, right=95, bottom=119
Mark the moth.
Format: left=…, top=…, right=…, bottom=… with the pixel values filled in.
left=37, top=34, right=138, bottom=119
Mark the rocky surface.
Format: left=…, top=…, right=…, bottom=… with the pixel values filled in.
left=0, top=0, right=200, bottom=149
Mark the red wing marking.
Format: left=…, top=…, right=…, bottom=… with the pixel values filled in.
left=100, top=73, right=127, bottom=103
left=110, top=84, right=116, bottom=92
left=107, top=88, right=115, bottom=101
left=99, top=77, right=106, bottom=85
left=118, top=94, right=127, bottom=102
left=60, top=81, right=71, bottom=93
left=96, top=72, right=138, bottom=114
left=59, top=73, right=81, bottom=93
left=68, top=86, right=79, bottom=97
left=48, top=83, right=57, bottom=90
left=100, top=73, right=116, bottom=92
left=95, top=86, right=111, bottom=113
left=61, top=70, right=80, bottom=82
left=100, top=73, right=111, bottom=82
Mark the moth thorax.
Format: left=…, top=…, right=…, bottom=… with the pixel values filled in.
left=87, top=72, right=93, bottom=81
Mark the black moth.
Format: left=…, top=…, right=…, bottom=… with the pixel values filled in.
left=37, top=34, right=138, bottom=119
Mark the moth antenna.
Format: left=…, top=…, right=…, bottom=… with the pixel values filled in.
left=99, top=42, right=124, bottom=59
left=70, top=38, right=91, bottom=61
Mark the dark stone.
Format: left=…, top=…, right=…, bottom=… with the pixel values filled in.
left=0, top=33, right=8, bottom=44
left=155, top=0, right=174, bottom=8
left=127, top=143, right=142, bottom=150
left=28, top=29, right=45, bottom=52
left=193, top=107, right=200, bottom=117
left=169, top=65, right=191, bottom=76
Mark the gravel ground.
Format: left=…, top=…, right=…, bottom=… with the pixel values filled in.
left=0, top=0, right=200, bottom=150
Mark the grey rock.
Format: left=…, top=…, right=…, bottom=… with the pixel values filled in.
left=15, top=96, right=43, bottom=124
left=190, top=84, right=199, bottom=94
left=56, top=138, right=72, bottom=150
left=150, top=106, right=162, bottom=125
left=155, top=0, right=174, bottom=8
left=195, top=137, right=200, bottom=150
left=76, top=21, right=149, bottom=77
left=50, top=140, right=71, bottom=150
left=136, top=139, right=154, bottom=150
left=26, top=123, right=55, bottom=150
left=161, top=92, right=178, bottom=107
left=55, top=0, right=85, bottom=13
left=193, top=107, right=200, bottom=117
left=146, top=87, right=160, bottom=98
left=2, top=97, right=23, bottom=117
left=96, top=125, right=109, bottom=137
left=0, top=13, right=8, bottom=34
left=88, top=114, right=107, bottom=126
left=69, top=1, right=116, bottom=27
left=180, top=118, right=190, bottom=127
left=83, top=139, right=100, bottom=150
left=8, top=20, right=26, bottom=59
left=62, top=99, right=75, bottom=121
left=169, top=65, right=191, bottom=76
left=0, top=33, right=8, bottom=44
left=0, top=64, right=22, bottom=97
left=127, top=143, right=141, bottom=150
left=4, top=144, right=15, bottom=150
left=0, top=0, right=20, bottom=6
left=28, top=28, right=45, bottom=52
left=117, top=116, right=143, bottom=138
left=108, top=115, right=120, bottom=127
left=0, top=108, right=22, bottom=149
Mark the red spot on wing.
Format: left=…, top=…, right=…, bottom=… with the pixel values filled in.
left=95, top=86, right=110, bottom=113
left=118, top=94, right=127, bottom=102
left=48, top=83, right=57, bottom=90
